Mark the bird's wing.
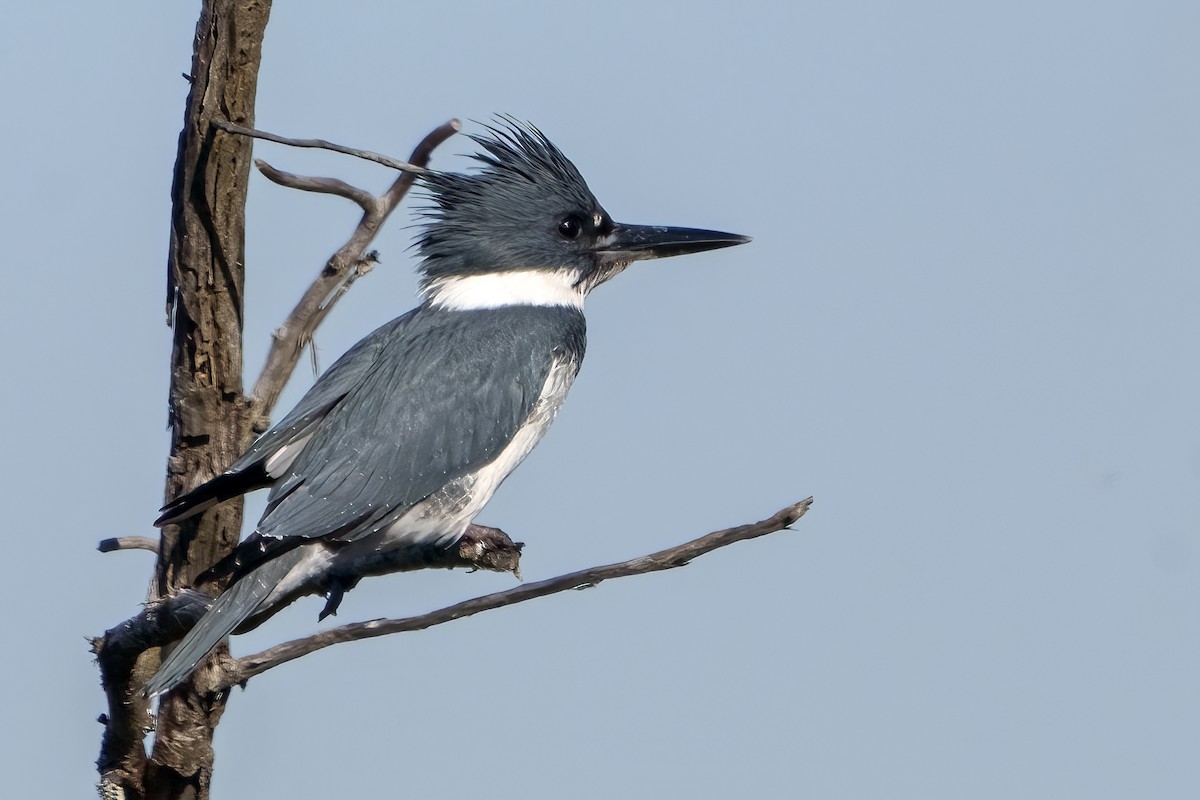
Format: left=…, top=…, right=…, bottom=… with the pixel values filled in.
left=230, top=309, right=420, bottom=475
left=254, top=305, right=585, bottom=543
left=154, top=311, right=416, bottom=526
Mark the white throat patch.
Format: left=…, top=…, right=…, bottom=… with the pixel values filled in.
left=423, top=269, right=586, bottom=311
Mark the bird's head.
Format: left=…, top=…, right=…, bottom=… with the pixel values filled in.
left=416, top=119, right=749, bottom=309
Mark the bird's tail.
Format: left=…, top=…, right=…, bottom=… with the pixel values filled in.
left=144, top=549, right=303, bottom=697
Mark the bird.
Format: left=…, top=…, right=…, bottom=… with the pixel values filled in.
left=144, top=119, right=749, bottom=696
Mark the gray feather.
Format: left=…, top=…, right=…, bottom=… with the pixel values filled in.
left=254, top=304, right=586, bottom=545
left=416, top=119, right=605, bottom=282
left=228, top=309, right=419, bottom=475
left=144, top=548, right=308, bottom=697
left=144, top=305, right=585, bottom=695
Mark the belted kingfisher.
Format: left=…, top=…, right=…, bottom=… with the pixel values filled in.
left=145, top=120, right=749, bottom=696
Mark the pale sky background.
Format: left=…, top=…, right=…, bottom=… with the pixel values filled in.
left=3, top=2, right=1198, bottom=798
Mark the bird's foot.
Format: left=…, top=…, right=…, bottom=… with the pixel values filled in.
left=318, top=583, right=345, bottom=621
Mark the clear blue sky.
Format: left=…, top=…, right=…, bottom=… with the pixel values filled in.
left=3, top=2, right=1198, bottom=797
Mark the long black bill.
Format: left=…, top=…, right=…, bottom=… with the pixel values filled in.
left=598, top=223, right=751, bottom=260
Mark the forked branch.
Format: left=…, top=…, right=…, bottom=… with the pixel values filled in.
left=220, top=118, right=461, bottom=422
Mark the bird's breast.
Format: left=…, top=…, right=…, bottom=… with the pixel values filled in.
left=364, top=351, right=580, bottom=552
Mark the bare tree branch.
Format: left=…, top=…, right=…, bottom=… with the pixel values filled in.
left=380, top=119, right=461, bottom=208
left=94, top=590, right=215, bottom=799
left=98, top=536, right=159, bottom=553
left=212, top=119, right=435, bottom=174
left=241, top=118, right=461, bottom=422
left=254, top=159, right=377, bottom=211
left=218, top=498, right=813, bottom=690
left=214, top=522, right=525, bottom=634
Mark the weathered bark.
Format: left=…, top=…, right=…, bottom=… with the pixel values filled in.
left=96, top=2, right=271, bottom=799
left=148, top=2, right=272, bottom=797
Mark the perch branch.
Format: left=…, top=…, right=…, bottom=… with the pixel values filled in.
left=212, top=119, right=434, bottom=174
left=219, top=498, right=813, bottom=689
left=93, top=525, right=523, bottom=696
left=211, top=522, right=525, bottom=634
left=240, top=118, right=461, bottom=421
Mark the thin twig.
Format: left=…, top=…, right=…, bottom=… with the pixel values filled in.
left=381, top=120, right=459, bottom=208
left=245, top=119, right=461, bottom=421
left=219, top=498, right=813, bottom=689
left=98, top=536, right=160, bottom=553
left=254, top=160, right=377, bottom=211
left=212, top=119, right=434, bottom=174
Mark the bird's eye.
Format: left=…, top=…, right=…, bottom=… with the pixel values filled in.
left=558, top=216, right=582, bottom=240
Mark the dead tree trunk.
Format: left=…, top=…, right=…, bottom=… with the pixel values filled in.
left=148, top=1, right=273, bottom=796
left=97, top=2, right=271, bottom=798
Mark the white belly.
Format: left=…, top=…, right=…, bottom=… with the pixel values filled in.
left=373, top=353, right=578, bottom=550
